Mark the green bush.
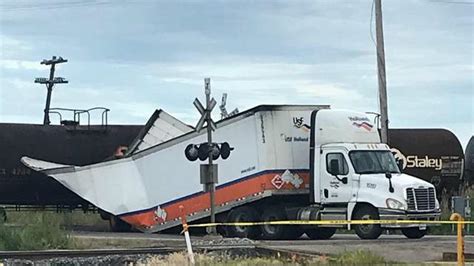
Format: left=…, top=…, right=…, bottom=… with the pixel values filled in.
left=0, top=213, right=72, bottom=250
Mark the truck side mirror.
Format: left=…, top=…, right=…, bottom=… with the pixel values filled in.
left=396, top=160, right=404, bottom=172
left=329, top=159, right=348, bottom=184
left=329, top=159, right=340, bottom=176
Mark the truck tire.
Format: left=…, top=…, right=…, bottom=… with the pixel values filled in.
left=305, top=227, right=336, bottom=240
left=260, top=207, right=293, bottom=240
left=353, top=205, right=382, bottom=239
left=225, top=206, right=260, bottom=239
left=109, top=216, right=131, bottom=232
left=401, top=227, right=427, bottom=239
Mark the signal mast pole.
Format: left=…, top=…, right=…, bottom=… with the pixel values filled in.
left=375, top=0, right=389, bottom=143
left=204, top=78, right=217, bottom=235
left=35, top=56, right=68, bottom=125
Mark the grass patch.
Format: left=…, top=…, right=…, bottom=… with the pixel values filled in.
left=0, top=213, right=73, bottom=250
left=73, top=237, right=164, bottom=249
left=5, top=210, right=106, bottom=229
left=334, top=249, right=386, bottom=265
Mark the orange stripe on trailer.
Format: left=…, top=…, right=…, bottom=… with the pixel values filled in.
left=121, top=170, right=309, bottom=229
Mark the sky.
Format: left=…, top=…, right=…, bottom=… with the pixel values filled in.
left=0, top=0, right=472, bottom=148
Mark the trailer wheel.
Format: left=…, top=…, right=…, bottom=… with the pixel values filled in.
left=260, top=207, right=293, bottom=240
left=226, top=206, right=260, bottom=239
left=305, top=227, right=336, bottom=240
left=401, top=227, right=427, bottom=239
left=353, top=205, right=382, bottom=239
left=109, top=216, right=131, bottom=232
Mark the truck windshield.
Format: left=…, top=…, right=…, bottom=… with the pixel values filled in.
left=349, top=151, right=400, bottom=174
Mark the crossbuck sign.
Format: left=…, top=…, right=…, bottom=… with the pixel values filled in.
left=193, top=78, right=217, bottom=132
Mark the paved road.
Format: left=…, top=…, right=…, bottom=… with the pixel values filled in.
left=262, top=234, right=474, bottom=263
left=72, top=231, right=473, bottom=263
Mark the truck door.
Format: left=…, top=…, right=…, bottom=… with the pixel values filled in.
left=320, top=150, right=353, bottom=204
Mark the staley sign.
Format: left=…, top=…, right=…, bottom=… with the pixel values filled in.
left=388, top=128, right=464, bottom=193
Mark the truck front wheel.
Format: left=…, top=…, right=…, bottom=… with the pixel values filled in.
left=353, top=205, right=382, bottom=239
left=305, top=227, right=336, bottom=240
left=401, top=227, right=427, bottom=239
left=225, top=206, right=261, bottom=239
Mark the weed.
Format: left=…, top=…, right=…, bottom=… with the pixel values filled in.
left=143, top=250, right=401, bottom=266
left=0, top=213, right=73, bottom=250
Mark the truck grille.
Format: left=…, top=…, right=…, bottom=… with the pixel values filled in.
left=406, top=187, right=436, bottom=211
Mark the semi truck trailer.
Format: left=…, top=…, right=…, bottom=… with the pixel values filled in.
left=22, top=105, right=441, bottom=240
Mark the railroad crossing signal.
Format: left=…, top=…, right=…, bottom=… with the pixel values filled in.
left=185, top=142, right=234, bottom=162
left=186, top=78, right=234, bottom=236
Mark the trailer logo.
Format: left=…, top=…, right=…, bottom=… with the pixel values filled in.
left=271, top=170, right=303, bottom=190
left=293, top=117, right=311, bottom=132
left=280, top=134, right=308, bottom=142
left=154, top=206, right=167, bottom=222
left=271, top=175, right=284, bottom=189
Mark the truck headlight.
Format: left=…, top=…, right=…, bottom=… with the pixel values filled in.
left=386, top=198, right=406, bottom=210
left=435, top=199, right=440, bottom=209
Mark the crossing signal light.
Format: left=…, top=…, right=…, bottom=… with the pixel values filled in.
left=185, top=142, right=234, bottom=161
left=184, top=144, right=199, bottom=161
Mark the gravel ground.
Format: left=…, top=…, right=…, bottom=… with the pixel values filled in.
left=3, top=254, right=153, bottom=266
left=192, top=237, right=255, bottom=246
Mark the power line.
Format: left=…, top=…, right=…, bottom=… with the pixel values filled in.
left=369, top=0, right=376, bottom=46
left=0, top=0, right=115, bottom=11
left=428, top=0, right=474, bottom=5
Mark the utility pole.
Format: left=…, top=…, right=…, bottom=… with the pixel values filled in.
left=35, top=56, right=68, bottom=125
left=375, top=0, right=389, bottom=143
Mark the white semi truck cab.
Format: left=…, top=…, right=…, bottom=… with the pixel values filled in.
left=300, top=109, right=441, bottom=239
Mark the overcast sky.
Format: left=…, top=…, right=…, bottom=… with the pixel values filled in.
left=0, top=0, right=472, bottom=147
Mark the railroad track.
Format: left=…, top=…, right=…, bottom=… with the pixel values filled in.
left=0, top=244, right=320, bottom=261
